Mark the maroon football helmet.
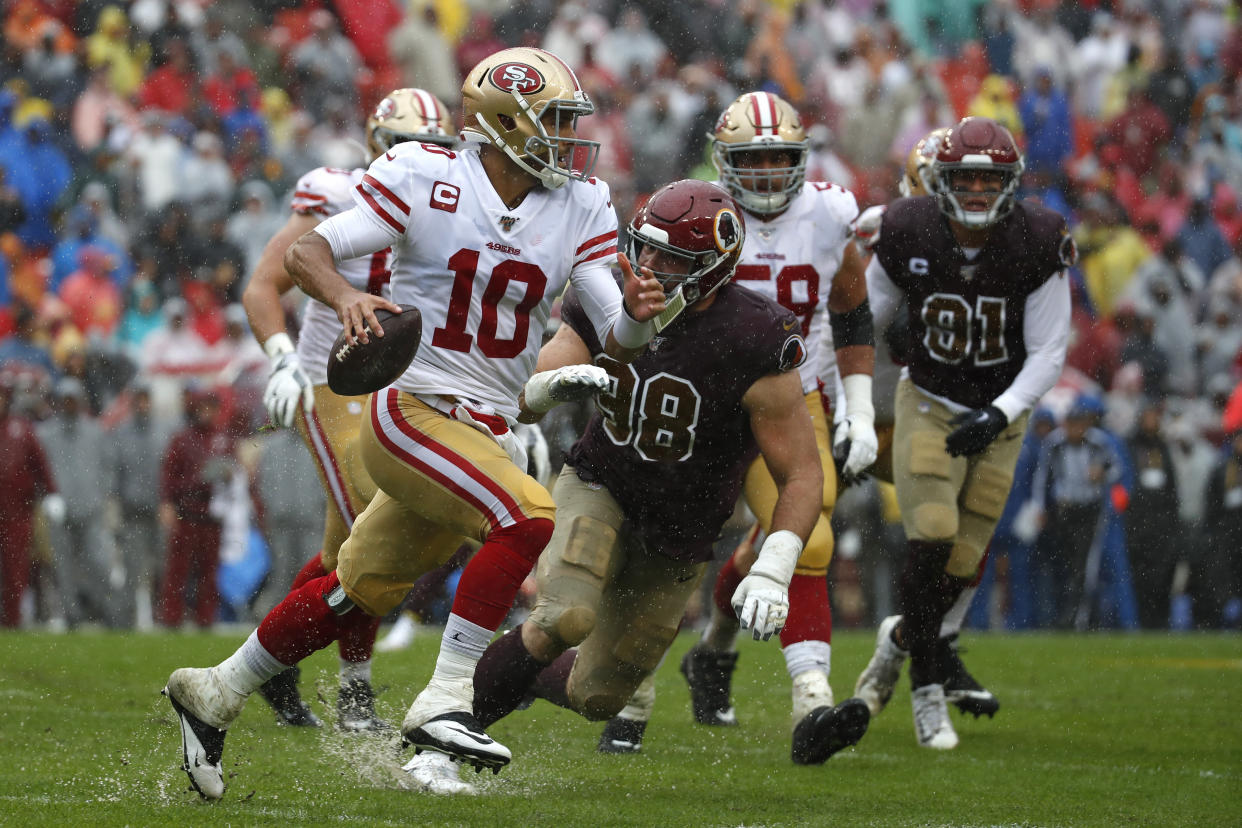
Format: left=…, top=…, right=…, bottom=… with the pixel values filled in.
left=929, top=116, right=1024, bottom=228
left=627, top=179, right=745, bottom=308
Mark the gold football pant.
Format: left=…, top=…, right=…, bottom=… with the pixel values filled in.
left=892, top=379, right=1028, bottom=577
left=528, top=466, right=705, bottom=720
left=336, top=389, right=555, bottom=616
left=294, top=386, right=377, bottom=570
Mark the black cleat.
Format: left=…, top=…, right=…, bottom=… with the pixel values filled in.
left=680, top=647, right=739, bottom=726
left=163, top=684, right=227, bottom=800
left=402, top=711, right=511, bottom=772
left=791, top=698, right=870, bottom=765
left=939, top=634, right=1000, bottom=718
left=257, top=666, right=322, bottom=728
left=597, top=716, right=646, bottom=754
left=338, top=678, right=393, bottom=733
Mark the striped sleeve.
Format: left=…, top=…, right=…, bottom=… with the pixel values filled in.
left=351, top=153, right=413, bottom=235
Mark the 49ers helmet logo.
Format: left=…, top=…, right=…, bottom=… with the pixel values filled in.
left=372, top=97, right=397, bottom=120
left=488, top=63, right=545, bottom=95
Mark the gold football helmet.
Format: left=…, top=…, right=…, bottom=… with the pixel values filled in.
left=461, top=47, right=598, bottom=189
left=366, top=88, right=455, bottom=160
left=899, top=126, right=950, bottom=198
left=711, top=91, right=808, bottom=216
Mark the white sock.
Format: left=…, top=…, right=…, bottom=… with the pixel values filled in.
left=940, top=585, right=978, bottom=638
left=217, top=630, right=286, bottom=696
left=700, top=604, right=740, bottom=652
left=340, top=658, right=372, bottom=686
left=440, top=612, right=492, bottom=660
left=783, top=639, right=831, bottom=681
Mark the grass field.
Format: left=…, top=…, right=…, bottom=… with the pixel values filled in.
left=0, top=628, right=1239, bottom=827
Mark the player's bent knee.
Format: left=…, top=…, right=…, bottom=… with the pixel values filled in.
left=554, top=606, right=597, bottom=647
left=908, top=503, right=957, bottom=542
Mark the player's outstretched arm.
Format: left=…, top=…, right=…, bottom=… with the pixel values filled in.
left=242, top=212, right=321, bottom=347
left=604, top=252, right=665, bottom=363
left=731, top=370, right=825, bottom=640
left=828, top=241, right=878, bottom=482
left=284, top=231, right=399, bottom=346
left=517, top=323, right=606, bottom=423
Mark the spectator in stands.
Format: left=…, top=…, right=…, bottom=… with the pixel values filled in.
left=85, top=5, right=148, bottom=99
left=2, top=113, right=71, bottom=251
left=1177, top=197, right=1234, bottom=281
left=182, top=132, right=235, bottom=217
left=0, top=166, right=25, bottom=236
left=125, top=111, right=185, bottom=216
left=110, top=380, right=171, bottom=628
left=1031, top=398, right=1127, bottom=629
left=0, top=304, right=58, bottom=386
left=115, top=278, right=163, bottom=359
left=1125, top=399, right=1180, bottom=629
left=141, top=297, right=215, bottom=379
left=71, top=65, right=138, bottom=153
left=138, top=36, right=197, bottom=117
left=291, top=9, right=361, bottom=119
left=1019, top=66, right=1074, bottom=177
left=133, top=202, right=195, bottom=296
left=38, top=377, right=121, bottom=628
left=225, top=180, right=283, bottom=278
left=203, top=50, right=259, bottom=117
left=387, top=4, right=460, bottom=105
left=59, top=246, right=124, bottom=340
left=49, top=203, right=131, bottom=293
left=158, top=387, right=228, bottom=628
left=1198, top=425, right=1242, bottom=628
left=1105, top=85, right=1171, bottom=178
left=0, top=372, right=58, bottom=627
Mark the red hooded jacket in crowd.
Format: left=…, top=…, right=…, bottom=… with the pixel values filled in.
left=160, top=413, right=230, bottom=523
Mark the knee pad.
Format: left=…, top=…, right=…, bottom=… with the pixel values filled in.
left=552, top=605, right=597, bottom=648
left=908, top=503, right=958, bottom=542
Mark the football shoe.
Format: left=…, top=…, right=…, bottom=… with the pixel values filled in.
left=854, top=615, right=908, bottom=717
left=338, top=678, right=393, bottom=733
left=938, top=634, right=1000, bottom=718
left=375, top=612, right=419, bottom=653
left=402, top=750, right=478, bottom=796
left=679, top=647, right=739, bottom=726
left=790, top=698, right=870, bottom=765
left=402, top=681, right=511, bottom=773
left=911, top=683, right=958, bottom=750
left=256, top=666, right=322, bottom=728
left=597, top=717, right=646, bottom=754
left=163, top=667, right=247, bottom=800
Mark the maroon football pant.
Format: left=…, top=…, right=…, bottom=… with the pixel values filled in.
left=0, top=515, right=35, bottom=627
left=159, top=518, right=221, bottom=628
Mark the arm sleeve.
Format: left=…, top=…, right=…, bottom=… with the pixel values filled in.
left=567, top=192, right=622, bottom=346
left=314, top=205, right=402, bottom=262
left=992, top=273, right=1072, bottom=423
left=865, top=255, right=904, bottom=334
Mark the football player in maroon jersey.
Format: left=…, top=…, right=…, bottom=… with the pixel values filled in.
left=853, top=117, right=1075, bottom=749
left=442, top=179, right=870, bottom=794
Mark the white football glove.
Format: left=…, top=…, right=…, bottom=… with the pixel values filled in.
left=732, top=530, right=802, bottom=641
left=263, top=352, right=314, bottom=428
left=42, top=493, right=66, bottom=524
left=523, top=364, right=610, bottom=413
left=832, top=373, right=877, bottom=485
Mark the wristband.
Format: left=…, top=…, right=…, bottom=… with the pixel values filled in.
left=612, top=306, right=655, bottom=350
left=750, top=529, right=803, bottom=586
left=841, top=373, right=875, bottom=423
left=263, top=332, right=295, bottom=362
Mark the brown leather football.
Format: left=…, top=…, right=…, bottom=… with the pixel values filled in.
left=326, top=305, right=422, bottom=396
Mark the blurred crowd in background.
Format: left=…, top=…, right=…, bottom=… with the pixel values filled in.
left=1, top=0, right=1240, bottom=633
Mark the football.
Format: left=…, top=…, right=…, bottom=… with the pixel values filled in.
left=326, top=304, right=422, bottom=396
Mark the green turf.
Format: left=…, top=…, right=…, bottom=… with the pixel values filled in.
left=0, top=629, right=1238, bottom=827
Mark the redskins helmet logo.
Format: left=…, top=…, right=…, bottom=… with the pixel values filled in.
left=713, top=208, right=742, bottom=254
left=489, top=63, right=545, bottom=95
left=373, top=97, right=397, bottom=120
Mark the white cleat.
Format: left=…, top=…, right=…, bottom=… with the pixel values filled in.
left=911, top=683, right=959, bottom=750
left=163, top=667, right=247, bottom=800
left=854, top=615, right=908, bottom=717
left=376, top=613, right=419, bottom=653
left=402, top=680, right=511, bottom=773
left=791, top=669, right=834, bottom=728
left=403, top=750, right=478, bottom=795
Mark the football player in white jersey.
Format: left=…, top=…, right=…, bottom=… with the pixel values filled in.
left=163, top=47, right=665, bottom=800
left=601, top=92, right=879, bottom=764
left=239, top=88, right=457, bottom=733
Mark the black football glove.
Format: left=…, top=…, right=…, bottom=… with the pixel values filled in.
left=945, top=405, right=1008, bottom=457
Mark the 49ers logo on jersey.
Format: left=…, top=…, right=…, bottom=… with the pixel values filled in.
left=489, top=63, right=545, bottom=95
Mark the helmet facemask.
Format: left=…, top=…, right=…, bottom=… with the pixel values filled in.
left=475, top=91, right=599, bottom=189
left=931, top=159, right=1023, bottom=228
left=714, top=141, right=808, bottom=215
